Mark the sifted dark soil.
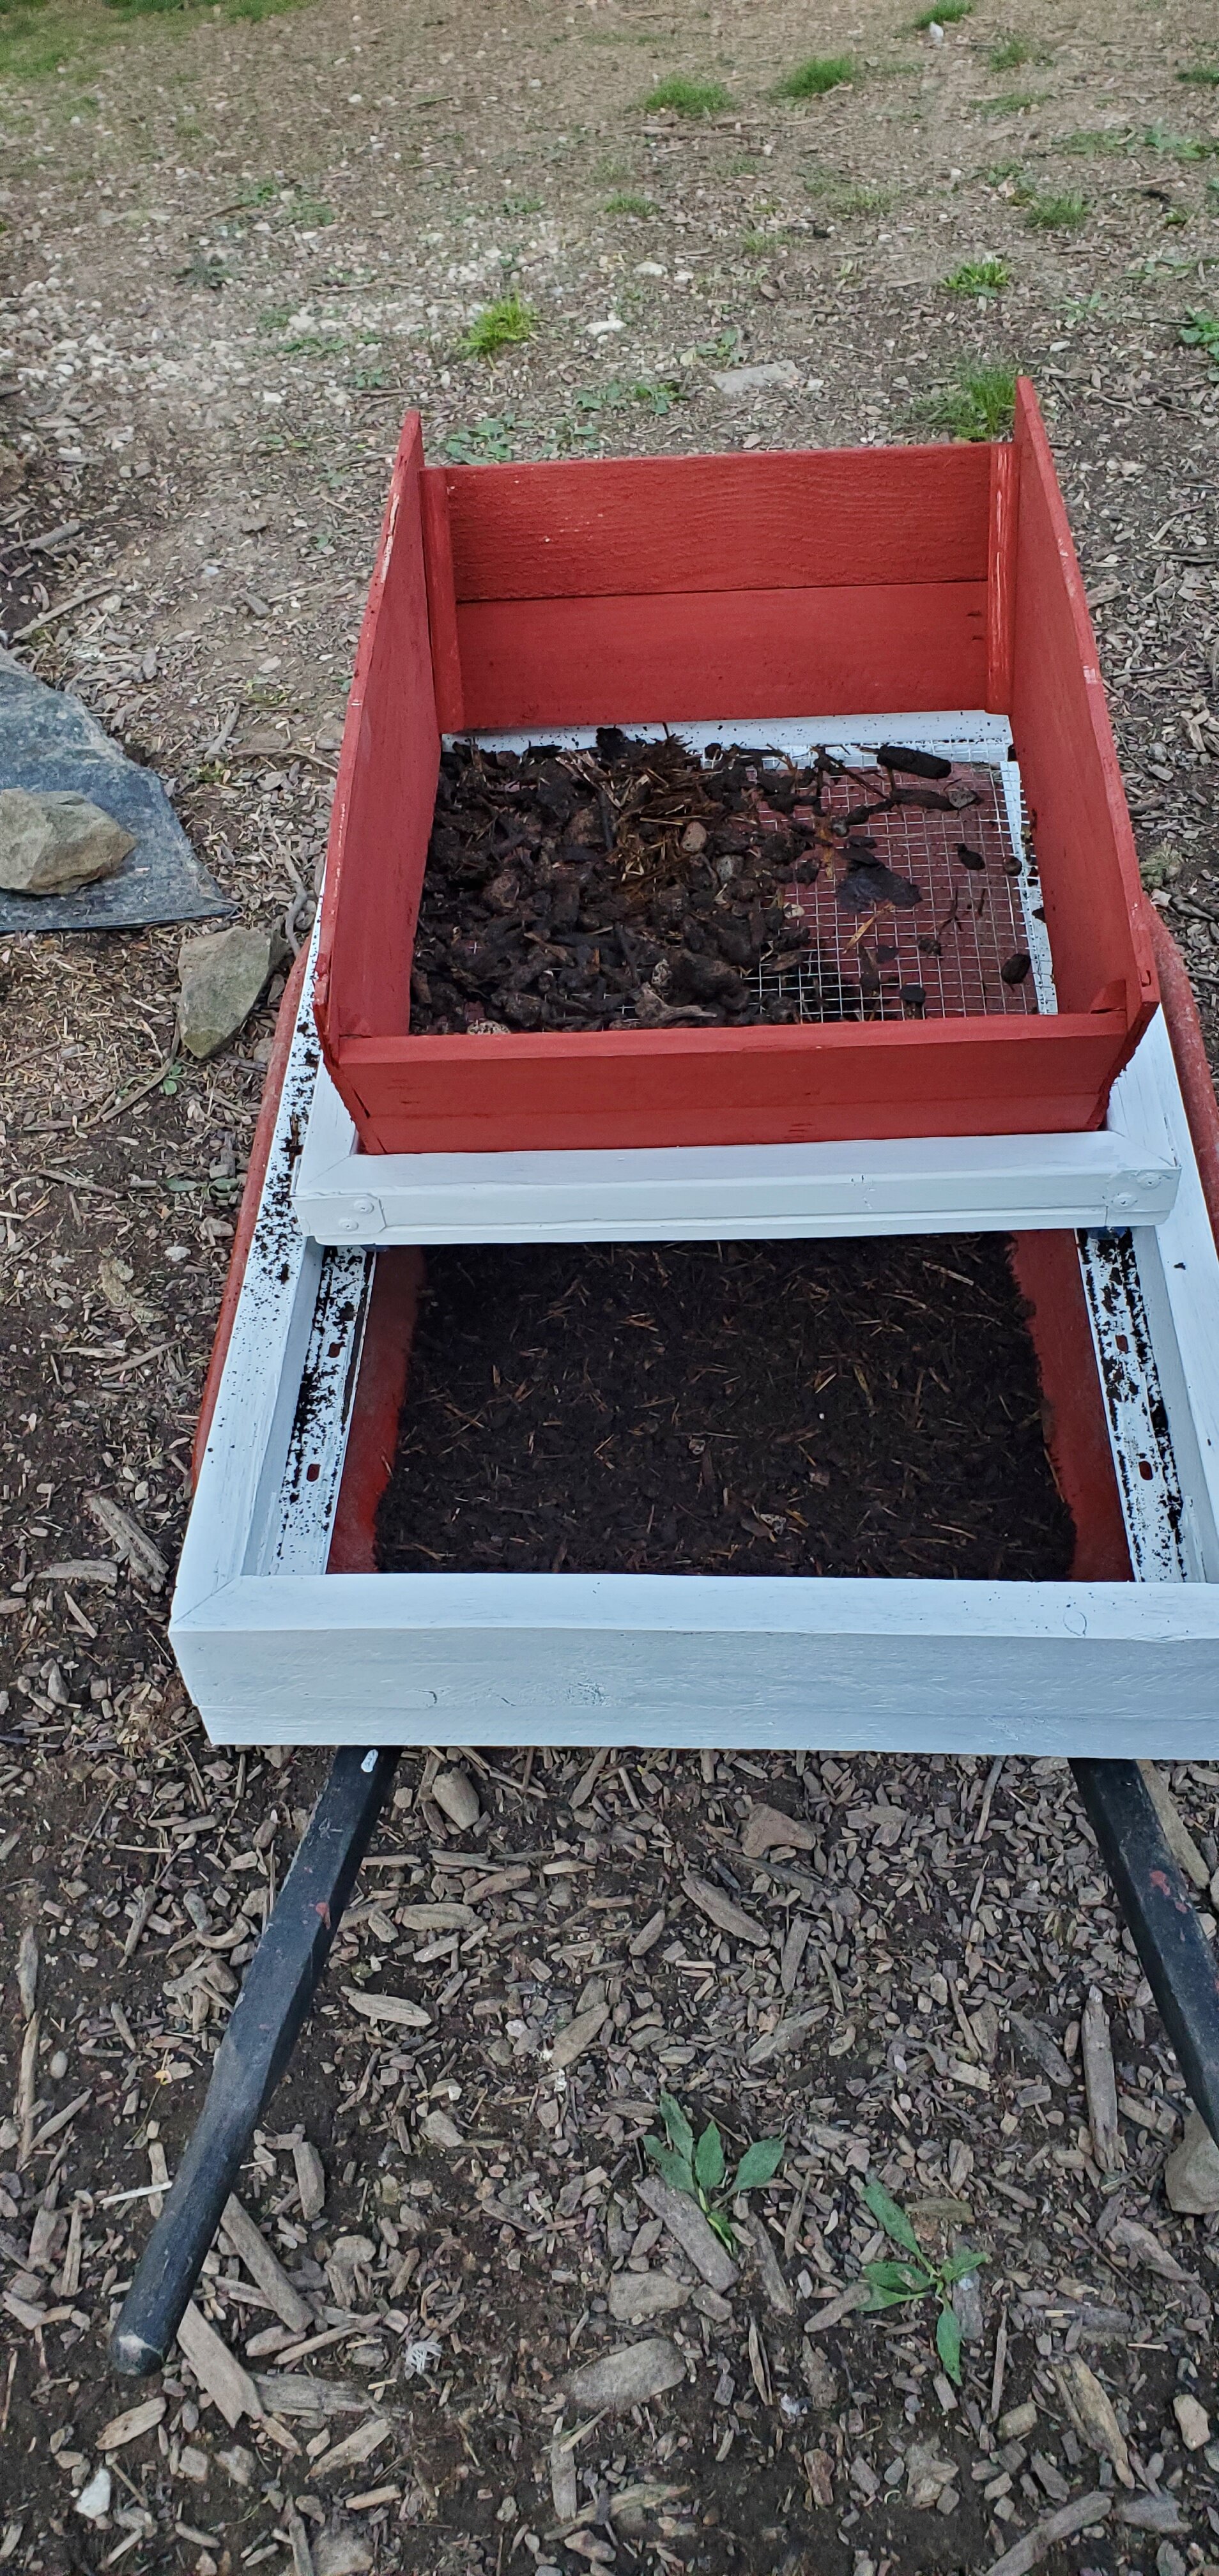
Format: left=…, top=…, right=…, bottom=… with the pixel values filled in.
left=406, top=732, right=1034, bottom=1035
left=376, top=1233, right=1075, bottom=1581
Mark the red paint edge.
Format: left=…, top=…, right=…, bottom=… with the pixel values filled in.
left=1142, top=900, right=1219, bottom=1250
left=314, top=410, right=423, bottom=1048
left=327, top=1248, right=424, bottom=1571
left=191, top=941, right=310, bottom=1485
left=1009, top=1231, right=1131, bottom=1581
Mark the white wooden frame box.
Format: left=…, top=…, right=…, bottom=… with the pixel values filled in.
left=172, top=917, right=1219, bottom=1754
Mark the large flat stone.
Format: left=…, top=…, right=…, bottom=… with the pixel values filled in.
left=0, top=786, right=134, bottom=894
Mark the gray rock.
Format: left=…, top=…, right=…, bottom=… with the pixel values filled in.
left=607, top=2270, right=689, bottom=2324
left=1164, top=2110, right=1219, bottom=2214
left=178, top=925, right=279, bottom=1059
left=0, top=786, right=134, bottom=894
left=1118, top=2490, right=1188, bottom=2533
left=565, top=2336, right=685, bottom=2411
left=312, top=2538, right=373, bottom=2576
left=712, top=360, right=801, bottom=398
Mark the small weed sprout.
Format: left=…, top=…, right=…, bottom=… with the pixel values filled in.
left=775, top=55, right=853, bottom=99
left=861, top=2177, right=987, bottom=2386
left=919, top=362, right=1017, bottom=440
left=460, top=295, right=535, bottom=360
left=944, top=256, right=1009, bottom=295
left=1144, top=124, right=1217, bottom=159
left=1180, top=309, right=1219, bottom=375
left=643, top=74, right=731, bottom=116
left=645, top=2092, right=783, bottom=2253
left=990, top=34, right=1032, bottom=68
left=1023, top=189, right=1089, bottom=228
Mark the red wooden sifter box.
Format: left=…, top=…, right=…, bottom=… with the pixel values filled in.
left=314, top=378, right=1156, bottom=1157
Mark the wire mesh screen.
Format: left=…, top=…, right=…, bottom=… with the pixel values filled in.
left=758, top=761, right=1037, bottom=1025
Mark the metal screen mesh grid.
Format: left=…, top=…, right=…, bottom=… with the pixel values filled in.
left=755, top=758, right=1037, bottom=1025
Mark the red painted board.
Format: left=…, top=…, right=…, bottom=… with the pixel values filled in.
left=455, top=581, right=988, bottom=732
left=1009, top=379, right=1156, bottom=1045
left=986, top=441, right=1017, bottom=714
left=1011, top=1232, right=1131, bottom=1581
left=328, top=1249, right=424, bottom=1572
left=315, top=410, right=438, bottom=1052
left=1144, top=900, right=1219, bottom=1254
left=440, top=444, right=992, bottom=604
left=420, top=469, right=464, bottom=734
left=334, top=1015, right=1128, bottom=1154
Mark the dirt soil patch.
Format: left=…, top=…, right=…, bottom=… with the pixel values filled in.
left=378, top=1236, right=1075, bottom=1582
left=411, top=735, right=1032, bottom=1033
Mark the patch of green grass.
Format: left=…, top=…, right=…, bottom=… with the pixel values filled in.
left=1055, top=126, right=1131, bottom=152
left=918, top=361, right=1017, bottom=439
left=1180, top=309, right=1219, bottom=374
left=103, top=0, right=306, bottom=17
left=981, top=88, right=1043, bottom=114
left=804, top=173, right=893, bottom=214
left=643, top=73, right=731, bottom=115
left=282, top=332, right=342, bottom=356
left=459, top=293, right=535, bottom=360
left=226, top=0, right=303, bottom=21
left=1023, top=188, right=1089, bottom=228
left=604, top=190, right=656, bottom=216
left=1178, top=63, right=1219, bottom=86
left=945, top=256, right=1009, bottom=294
left=564, top=376, right=684, bottom=444
left=443, top=415, right=519, bottom=463
left=1144, top=123, right=1216, bottom=160
left=0, top=17, right=70, bottom=71
left=502, top=192, right=545, bottom=215
left=775, top=53, right=852, bottom=98
left=285, top=192, right=334, bottom=227
left=910, top=0, right=970, bottom=23
left=989, top=34, right=1032, bottom=68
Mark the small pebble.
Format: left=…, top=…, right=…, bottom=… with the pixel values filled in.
left=75, top=2467, right=112, bottom=2522
left=49, top=2050, right=68, bottom=2082
left=432, top=1766, right=481, bottom=1830
left=1174, top=2391, right=1210, bottom=2452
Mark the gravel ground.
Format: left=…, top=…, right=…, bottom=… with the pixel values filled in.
left=2, top=0, right=1219, bottom=2569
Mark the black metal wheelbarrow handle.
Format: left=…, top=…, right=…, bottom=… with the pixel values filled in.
left=1071, top=1758, right=1219, bottom=2142
left=111, top=1751, right=1219, bottom=2375
left=111, top=1745, right=398, bottom=2376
